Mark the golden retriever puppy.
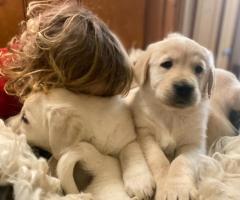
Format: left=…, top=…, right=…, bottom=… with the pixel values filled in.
left=7, top=88, right=155, bottom=200
left=207, top=68, right=240, bottom=147
left=130, top=50, right=240, bottom=149
left=125, top=34, right=214, bottom=200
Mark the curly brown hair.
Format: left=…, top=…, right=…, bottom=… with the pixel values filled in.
left=3, top=0, right=132, bottom=101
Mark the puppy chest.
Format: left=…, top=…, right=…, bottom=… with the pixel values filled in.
left=157, top=132, right=177, bottom=159
left=154, top=116, right=202, bottom=156
left=89, top=123, right=136, bottom=155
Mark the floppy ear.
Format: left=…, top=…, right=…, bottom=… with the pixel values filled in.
left=207, top=67, right=214, bottom=98
left=133, top=51, right=151, bottom=86
left=204, top=51, right=215, bottom=98
left=129, top=48, right=145, bottom=65
left=47, top=106, right=82, bottom=159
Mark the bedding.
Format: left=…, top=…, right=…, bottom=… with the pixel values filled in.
left=198, top=136, right=240, bottom=200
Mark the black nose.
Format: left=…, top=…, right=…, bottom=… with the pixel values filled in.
left=173, top=82, right=194, bottom=98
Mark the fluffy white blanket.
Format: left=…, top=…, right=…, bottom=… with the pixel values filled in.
left=198, top=136, right=240, bottom=200
left=0, top=119, right=239, bottom=200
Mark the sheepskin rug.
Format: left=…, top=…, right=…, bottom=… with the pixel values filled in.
left=0, top=118, right=240, bottom=200
left=198, top=136, right=240, bottom=200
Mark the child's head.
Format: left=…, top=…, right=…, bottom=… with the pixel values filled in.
left=4, top=0, right=132, bottom=101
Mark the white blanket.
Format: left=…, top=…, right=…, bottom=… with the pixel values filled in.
left=198, top=136, right=240, bottom=200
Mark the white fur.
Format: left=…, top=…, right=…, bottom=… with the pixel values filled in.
left=57, top=143, right=135, bottom=200
left=7, top=88, right=155, bottom=200
left=207, top=68, right=240, bottom=147
left=125, top=34, right=214, bottom=200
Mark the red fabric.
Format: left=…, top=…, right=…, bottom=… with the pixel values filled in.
left=0, top=48, right=22, bottom=119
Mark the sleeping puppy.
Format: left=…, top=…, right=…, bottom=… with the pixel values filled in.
left=207, top=68, right=240, bottom=147
left=125, top=34, right=214, bottom=200
left=7, top=88, right=155, bottom=200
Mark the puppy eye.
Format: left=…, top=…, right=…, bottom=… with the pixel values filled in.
left=21, top=113, right=29, bottom=124
left=160, top=60, right=173, bottom=69
left=195, top=65, right=204, bottom=75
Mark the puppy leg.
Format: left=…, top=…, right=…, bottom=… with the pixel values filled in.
left=57, top=143, right=98, bottom=194
left=158, top=144, right=199, bottom=200
left=119, top=141, right=155, bottom=199
left=138, top=134, right=170, bottom=199
left=57, top=142, right=133, bottom=200
left=86, top=155, right=135, bottom=200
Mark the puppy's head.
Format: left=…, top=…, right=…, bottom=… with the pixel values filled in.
left=134, top=33, right=214, bottom=108
left=7, top=91, right=82, bottom=159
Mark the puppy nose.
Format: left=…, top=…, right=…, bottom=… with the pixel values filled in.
left=173, top=82, right=194, bottom=98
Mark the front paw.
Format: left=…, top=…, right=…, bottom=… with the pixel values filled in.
left=155, top=179, right=197, bottom=200
left=64, top=192, right=94, bottom=200
left=124, top=170, right=156, bottom=200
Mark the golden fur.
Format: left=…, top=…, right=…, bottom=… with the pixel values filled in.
left=3, top=0, right=132, bottom=101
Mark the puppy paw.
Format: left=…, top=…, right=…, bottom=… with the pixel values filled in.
left=155, top=179, right=197, bottom=200
left=78, top=193, right=94, bottom=200
left=124, top=170, right=156, bottom=200
left=64, top=192, right=93, bottom=200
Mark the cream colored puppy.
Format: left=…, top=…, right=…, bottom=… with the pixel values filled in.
left=207, top=68, right=240, bottom=147
left=7, top=88, right=155, bottom=200
left=130, top=50, right=240, bottom=149
left=125, top=34, right=214, bottom=200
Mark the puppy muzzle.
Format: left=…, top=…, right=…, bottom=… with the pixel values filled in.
left=172, top=81, right=195, bottom=107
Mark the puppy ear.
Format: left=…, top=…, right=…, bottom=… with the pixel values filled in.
left=204, top=51, right=215, bottom=98
left=207, top=67, right=214, bottom=98
left=133, top=51, right=151, bottom=86
left=47, top=106, right=82, bottom=158
left=129, top=48, right=145, bottom=65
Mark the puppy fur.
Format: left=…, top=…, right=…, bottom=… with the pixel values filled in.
left=7, top=88, right=155, bottom=200
left=125, top=34, right=214, bottom=200
left=207, top=68, right=240, bottom=147
left=57, top=142, right=135, bottom=200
